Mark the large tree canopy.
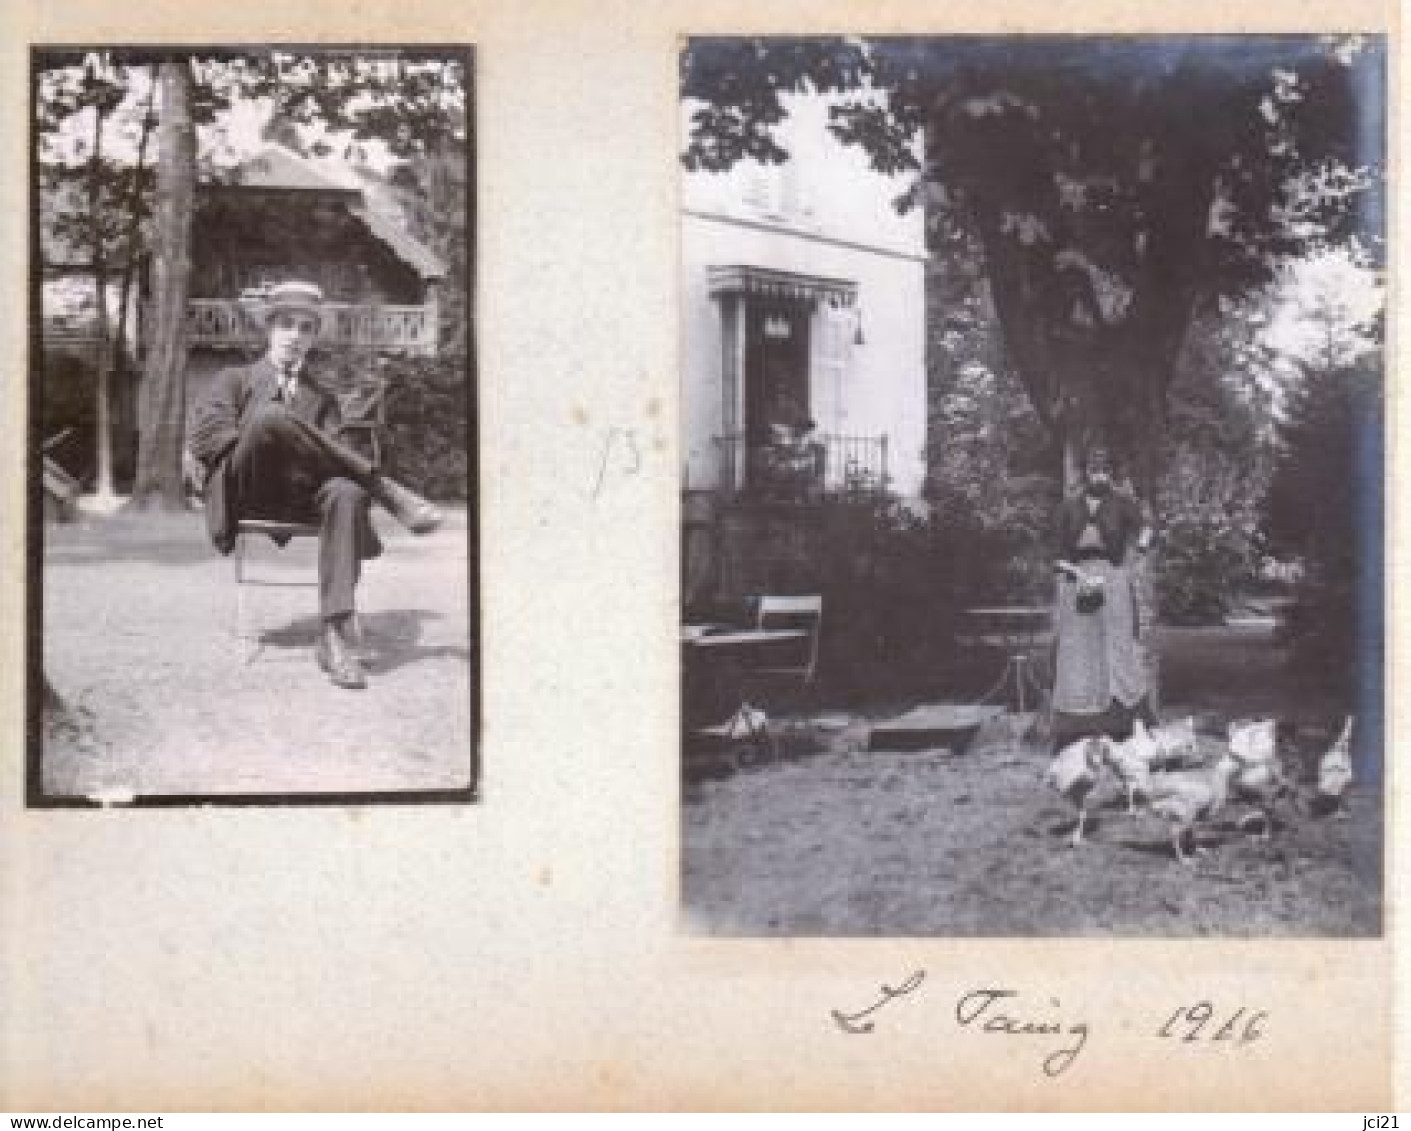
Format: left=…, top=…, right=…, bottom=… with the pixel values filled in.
left=682, top=35, right=1384, bottom=493
left=36, top=47, right=472, bottom=509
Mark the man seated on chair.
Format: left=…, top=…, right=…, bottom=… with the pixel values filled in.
left=188, top=280, right=442, bottom=690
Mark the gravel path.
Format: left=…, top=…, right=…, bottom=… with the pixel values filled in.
left=40, top=505, right=475, bottom=800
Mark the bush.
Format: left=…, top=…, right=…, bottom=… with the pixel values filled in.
left=319, top=348, right=474, bottom=502
left=1154, top=507, right=1261, bottom=625
left=382, top=354, right=474, bottom=502
left=815, top=497, right=963, bottom=700
left=814, top=482, right=1057, bottom=700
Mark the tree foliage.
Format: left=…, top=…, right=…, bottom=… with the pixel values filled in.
left=924, top=215, right=1057, bottom=600
left=683, top=35, right=1384, bottom=494
left=38, top=59, right=159, bottom=496
left=1262, top=356, right=1381, bottom=694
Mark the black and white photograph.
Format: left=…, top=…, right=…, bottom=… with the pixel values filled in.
left=29, top=45, right=477, bottom=803
left=679, top=35, right=1385, bottom=935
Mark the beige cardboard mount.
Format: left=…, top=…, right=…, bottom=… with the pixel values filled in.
left=0, top=0, right=1401, bottom=1111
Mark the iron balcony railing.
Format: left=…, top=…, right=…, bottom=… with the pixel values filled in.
left=713, top=431, right=889, bottom=502
left=185, top=298, right=437, bottom=356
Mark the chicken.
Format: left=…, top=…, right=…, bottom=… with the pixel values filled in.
left=1045, top=736, right=1110, bottom=847
left=1150, top=716, right=1200, bottom=768
left=1226, top=718, right=1298, bottom=836
left=725, top=703, right=769, bottom=741
left=1232, top=759, right=1301, bottom=837
left=1145, top=751, right=1241, bottom=864
left=1228, top=717, right=1276, bottom=762
left=1316, top=715, right=1355, bottom=818
left=1103, top=720, right=1157, bottom=813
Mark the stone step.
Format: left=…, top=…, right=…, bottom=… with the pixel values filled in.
left=867, top=703, right=1006, bottom=753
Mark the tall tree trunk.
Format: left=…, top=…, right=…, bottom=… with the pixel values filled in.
left=129, top=60, right=195, bottom=511
left=111, top=75, right=158, bottom=470
left=88, top=100, right=115, bottom=501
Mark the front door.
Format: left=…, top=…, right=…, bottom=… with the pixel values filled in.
left=743, top=299, right=811, bottom=485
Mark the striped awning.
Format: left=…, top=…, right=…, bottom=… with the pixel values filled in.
left=707, top=265, right=857, bottom=308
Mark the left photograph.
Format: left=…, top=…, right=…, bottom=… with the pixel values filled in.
left=28, top=46, right=478, bottom=804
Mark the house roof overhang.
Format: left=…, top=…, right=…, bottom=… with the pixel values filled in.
left=200, top=143, right=449, bottom=282
left=348, top=204, right=448, bottom=281
left=707, top=265, right=857, bottom=308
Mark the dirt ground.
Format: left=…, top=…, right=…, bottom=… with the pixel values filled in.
left=682, top=626, right=1381, bottom=937
left=40, top=504, right=475, bottom=800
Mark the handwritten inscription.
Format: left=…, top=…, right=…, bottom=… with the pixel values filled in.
left=1157, top=1002, right=1266, bottom=1046
left=831, top=972, right=1268, bottom=1081
left=954, top=989, right=1089, bottom=1078
left=591, top=427, right=642, bottom=499
left=831, top=970, right=926, bottom=1034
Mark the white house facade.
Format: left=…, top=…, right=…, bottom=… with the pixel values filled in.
left=680, top=92, right=928, bottom=503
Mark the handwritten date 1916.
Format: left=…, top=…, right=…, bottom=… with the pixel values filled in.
left=1157, top=1002, right=1267, bottom=1046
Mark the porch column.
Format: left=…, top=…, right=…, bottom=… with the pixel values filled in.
left=719, top=293, right=746, bottom=491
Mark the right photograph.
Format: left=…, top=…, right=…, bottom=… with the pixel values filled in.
left=678, top=35, right=1385, bottom=936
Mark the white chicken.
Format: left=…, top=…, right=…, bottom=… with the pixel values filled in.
left=1226, top=718, right=1298, bottom=836
left=1045, top=736, right=1110, bottom=847
left=1316, top=715, right=1355, bottom=818
left=1150, top=716, right=1200, bottom=768
left=1145, top=750, right=1241, bottom=864
left=725, top=703, right=769, bottom=741
left=1103, top=720, right=1158, bottom=813
left=1228, top=717, right=1276, bottom=762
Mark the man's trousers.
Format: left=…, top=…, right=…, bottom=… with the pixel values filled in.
left=225, top=402, right=382, bottom=620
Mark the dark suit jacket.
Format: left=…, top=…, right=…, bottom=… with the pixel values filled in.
left=189, top=357, right=343, bottom=554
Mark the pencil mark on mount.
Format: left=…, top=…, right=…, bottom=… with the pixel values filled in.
left=591, top=427, right=642, bottom=499
left=831, top=969, right=926, bottom=1034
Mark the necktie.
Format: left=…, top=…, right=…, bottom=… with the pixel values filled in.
left=278, top=368, right=296, bottom=404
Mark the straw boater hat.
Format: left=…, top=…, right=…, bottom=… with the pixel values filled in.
left=244, top=280, right=326, bottom=330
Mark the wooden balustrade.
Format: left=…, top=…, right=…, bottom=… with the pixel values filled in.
left=184, top=298, right=437, bottom=356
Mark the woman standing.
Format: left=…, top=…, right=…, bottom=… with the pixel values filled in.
left=1051, top=447, right=1156, bottom=743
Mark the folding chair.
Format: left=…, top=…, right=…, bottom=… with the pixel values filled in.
left=232, top=519, right=322, bottom=662
left=682, top=596, right=824, bottom=769
left=226, top=399, right=385, bottom=664
left=749, top=595, right=824, bottom=700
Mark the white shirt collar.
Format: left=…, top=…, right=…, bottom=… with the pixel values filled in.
left=269, top=357, right=300, bottom=396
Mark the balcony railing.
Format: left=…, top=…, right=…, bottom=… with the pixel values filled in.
left=185, top=298, right=437, bottom=357
left=713, top=432, right=889, bottom=503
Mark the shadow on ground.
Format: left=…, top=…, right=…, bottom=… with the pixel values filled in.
left=39, top=507, right=475, bottom=798
left=259, top=609, right=470, bottom=675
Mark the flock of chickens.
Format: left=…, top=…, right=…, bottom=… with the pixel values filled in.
left=1045, top=714, right=1355, bottom=864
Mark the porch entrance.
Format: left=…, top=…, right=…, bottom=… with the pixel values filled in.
left=744, top=299, right=812, bottom=447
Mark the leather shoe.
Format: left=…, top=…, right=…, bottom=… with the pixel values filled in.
left=343, top=614, right=377, bottom=663
left=376, top=477, right=443, bottom=535
left=316, top=629, right=368, bottom=690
